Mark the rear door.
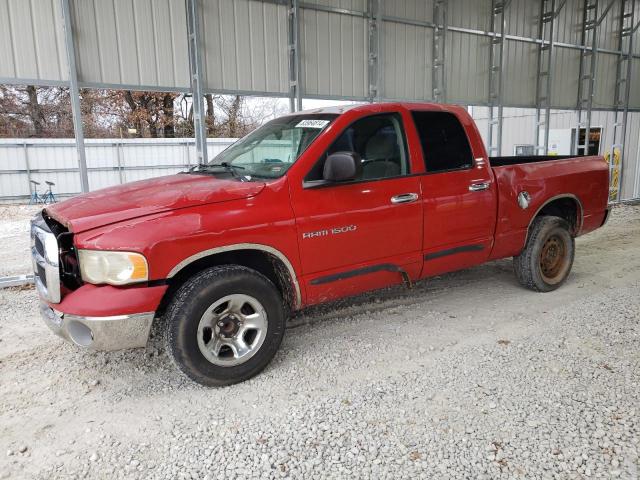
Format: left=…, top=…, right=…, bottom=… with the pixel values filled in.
left=410, top=110, right=497, bottom=276
left=289, top=111, right=423, bottom=304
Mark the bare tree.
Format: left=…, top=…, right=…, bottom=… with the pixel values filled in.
left=25, top=86, right=46, bottom=136
left=205, top=93, right=215, bottom=134
left=0, top=85, right=74, bottom=137
left=209, top=95, right=287, bottom=137
left=0, top=86, right=287, bottom=139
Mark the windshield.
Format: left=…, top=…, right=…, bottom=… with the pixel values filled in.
left=207, top=114, right=338, bottom=179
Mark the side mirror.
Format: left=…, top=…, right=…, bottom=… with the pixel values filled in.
left=323, top=152, right=361, bottom=182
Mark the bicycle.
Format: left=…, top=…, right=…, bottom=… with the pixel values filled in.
left=42, top=181, right=57, bottom=204
left=29, top=180, right=42, bottom=204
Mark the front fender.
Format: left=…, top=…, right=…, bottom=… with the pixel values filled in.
left=74, top=181, right=301, bottom=286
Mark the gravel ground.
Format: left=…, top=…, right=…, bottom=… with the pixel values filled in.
left=0, top=205, right=40, bottom=277
left=0, top=204, right=639, bottom=479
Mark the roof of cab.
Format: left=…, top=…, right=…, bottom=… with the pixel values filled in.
left=289, top=101, right=461, bottom=117
left=290, top=104, right=363, bottom=115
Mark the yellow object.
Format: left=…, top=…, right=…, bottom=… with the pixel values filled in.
left=606, top=147, right=620, bottom=201
left=128, top=253, right=149, bottom=281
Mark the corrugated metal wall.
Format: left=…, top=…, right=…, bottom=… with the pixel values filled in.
left=503, top=40, right=537, bottom=106
left=449, top=0, right=491, bottom=30
left=380, top=0, right=637, bottom=108
left=381, top=17, right=433, bottom=101
left=0, top=0, right=68, bottom=83
left=1, top=0, right=638, bottom=108
left=70, top=0, right=190, bottom=89
left=300, top=5, right=368, bottom=99
left=382, top=0, right=432, bottom=22
left=631, top=59, right=640, bottom=107
left=445, top=30, right=489, bottom=104
left=551, top=48, right=581, bottom=109
left=504, top=0, right=538, bottom=38
left=380, top=0, right=434, bottom=102
left=201, top=0, right=289, bottom=94
left=0, top=138, right=236, bottom=202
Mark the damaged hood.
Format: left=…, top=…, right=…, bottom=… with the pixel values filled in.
left=46, top=174, right=265, bottom=233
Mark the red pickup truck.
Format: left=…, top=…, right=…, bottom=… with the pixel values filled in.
left=32, top=102, right=610, bottom=385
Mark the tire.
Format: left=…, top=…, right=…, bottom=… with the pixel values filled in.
left=513, top=215, right=575, bottom=292
left=166, top=265, right=286, bottom=386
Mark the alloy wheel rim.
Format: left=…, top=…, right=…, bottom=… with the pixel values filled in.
left=196, top=294, right=268, bottom=367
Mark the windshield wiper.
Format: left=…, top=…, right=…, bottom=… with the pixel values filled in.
left=218, top=162, right=245, bottom=171
left=190, top=162, right=245, bottom=174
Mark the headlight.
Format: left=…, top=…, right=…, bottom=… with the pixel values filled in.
left=78, top=250, right=148, bottom=285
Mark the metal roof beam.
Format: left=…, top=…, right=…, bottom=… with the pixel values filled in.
left=595, top=0, right=616, bottom=26
left=554, top=0, right=567, bottom=17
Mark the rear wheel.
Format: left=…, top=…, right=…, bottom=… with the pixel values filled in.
left=166, top=265, right=286, bottom=386
left=513, top=215, right=575, bottom=292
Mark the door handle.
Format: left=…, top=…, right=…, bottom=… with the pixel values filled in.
left=469, top=182, right=491, bottom=192
left=391, top=193, right=419, bottom=204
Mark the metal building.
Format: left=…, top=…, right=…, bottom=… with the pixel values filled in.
left=0, top=0, right=639, bottom=199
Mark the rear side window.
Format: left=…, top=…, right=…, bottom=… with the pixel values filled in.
left=411, top=111, right=473, bottom=173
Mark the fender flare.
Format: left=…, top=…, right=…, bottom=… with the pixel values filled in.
left=525, top=193, right=584, bottom=243
left=167, top=243, right=302, bottom=308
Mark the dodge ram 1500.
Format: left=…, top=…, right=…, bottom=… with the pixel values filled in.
left=32, top=102, right=610, bottom=385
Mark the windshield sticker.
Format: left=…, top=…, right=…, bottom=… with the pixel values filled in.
left=296, top=119, right=330, bottom=129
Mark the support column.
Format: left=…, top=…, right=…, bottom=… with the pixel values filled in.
left=60, top=0, right=89, bottom=193
left=288, top=0, right=302, bottom=112
left=573, top=0, right=600, bottom=156
left=534, top=0, right=562, bottom=155
left=186, top=0, right=208, bottom=165
left=367, top=0, right=382, bottom=102
left=611, top=0, right=636, bottom=201
left=488, top=0, right=508, bottom=156
left=635, top=22, right=640, bottom=199
left=432, top=0, right=447, bottom=103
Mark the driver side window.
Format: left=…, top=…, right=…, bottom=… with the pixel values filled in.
left=305, top=113, right=409, bottom=182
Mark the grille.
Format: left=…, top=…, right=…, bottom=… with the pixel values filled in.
left=30, top=213, right=61, bottom=303
left=35, top=235, right=45, bottom=258
left=37, top=264, right=47, bottom=288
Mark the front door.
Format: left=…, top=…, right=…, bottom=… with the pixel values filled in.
left=289, top=112, right=423, bottom=304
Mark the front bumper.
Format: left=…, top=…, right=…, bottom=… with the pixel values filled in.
left=40, top=301, right=154, bottom=351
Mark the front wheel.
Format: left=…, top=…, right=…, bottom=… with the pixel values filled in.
left=513, top=215, right=575, bottom=292
left=166, top=265, right=286, bottom=386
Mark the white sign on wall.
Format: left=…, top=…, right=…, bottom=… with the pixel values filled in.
left=538, top=129, right=573, bottom=155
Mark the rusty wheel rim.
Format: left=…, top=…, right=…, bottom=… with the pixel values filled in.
left=539, top=234, right=568, bottom=284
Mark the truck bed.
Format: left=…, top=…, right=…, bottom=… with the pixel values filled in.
left=488, top=154, right=609, bottom=261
